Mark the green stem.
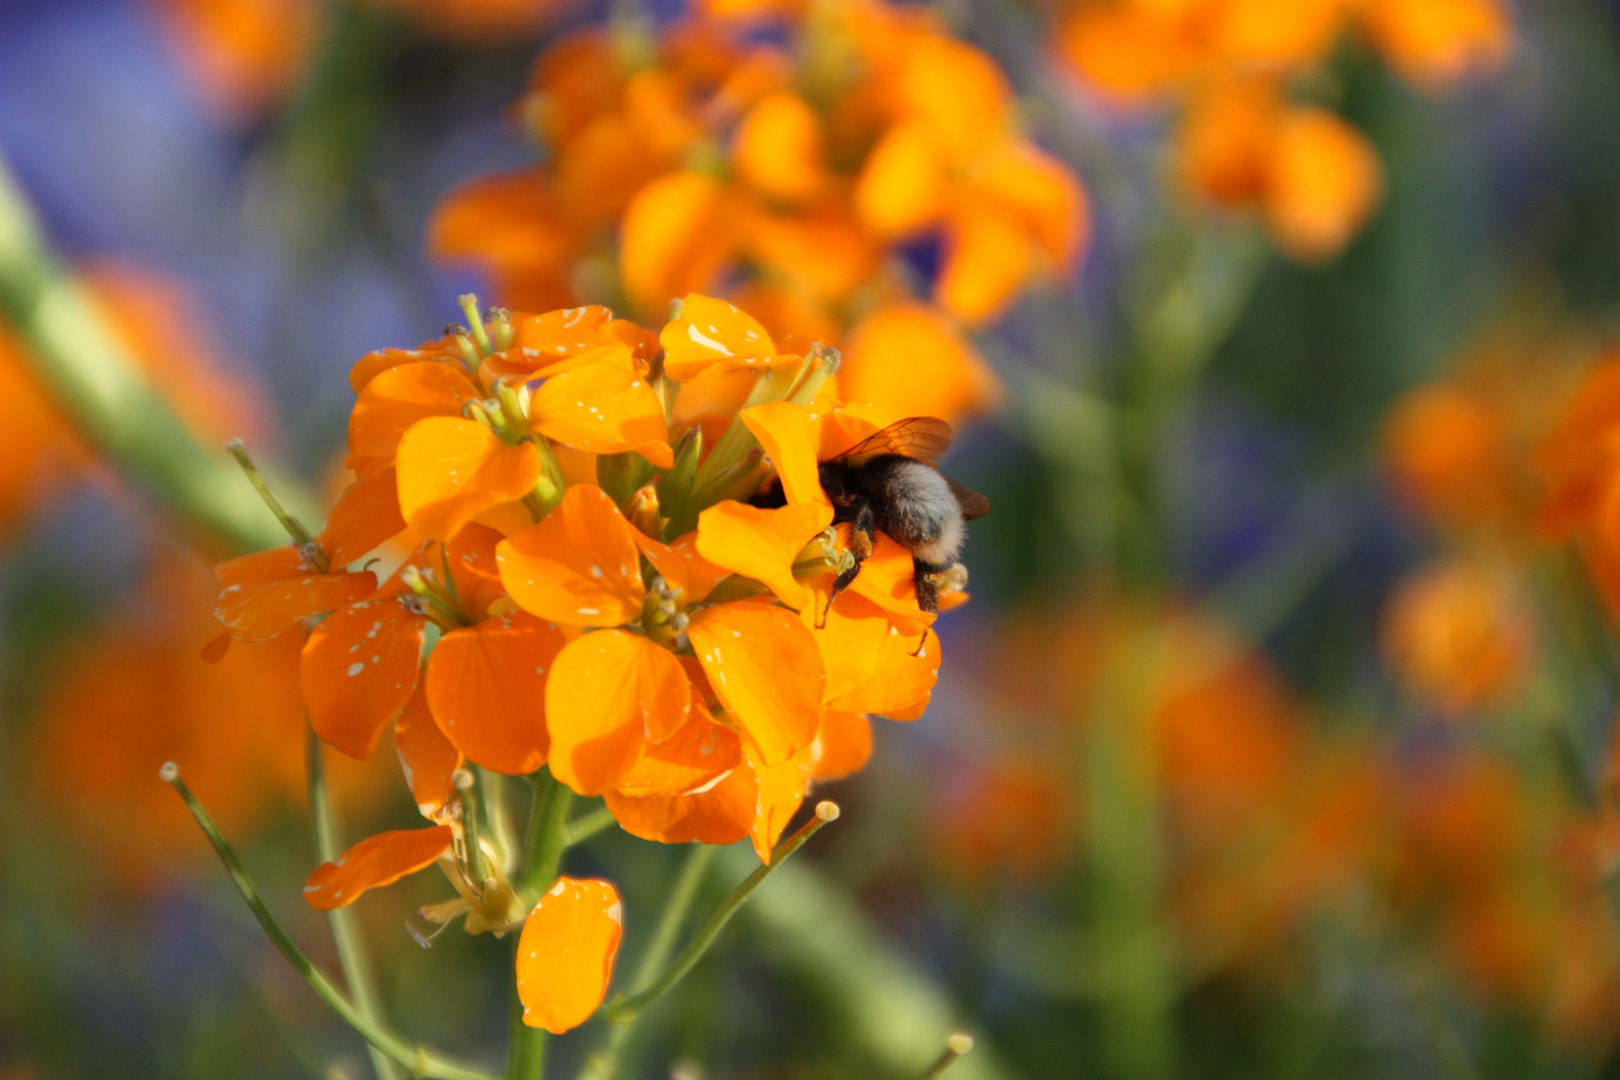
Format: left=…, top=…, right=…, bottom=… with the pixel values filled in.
left=0, top=153, right=292, bottom=553
left=578, top=845, right=716, bottom=1080
left=918, top=1034, right=976, bottom=1080
left=606, top=802, right=839, bottom=1024
left=508, top=771, right=576, bottom=1080
left=161, top=762, right=497, bottom=1080
left=308, top=726, right=401, bottom=1080
left=228, top=438, right=321, bottom=559
left=562, top=805, right=618, bottom=848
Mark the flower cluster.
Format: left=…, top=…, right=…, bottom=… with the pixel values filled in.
left=431, top=0, right=1089, bottom=424
left=210, top=292, right=959, bottom=1031
left=1059, top=0, right=1511, bottom=260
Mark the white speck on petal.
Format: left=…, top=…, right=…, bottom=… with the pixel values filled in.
left=347, top=662, right=365, bottom=676
left=549, top=880, right=567, bottom=897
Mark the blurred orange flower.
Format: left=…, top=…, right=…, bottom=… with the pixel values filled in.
left=1381, top=555, right=1533, bottom=716
left=431, top=2, right=1090, bottom=425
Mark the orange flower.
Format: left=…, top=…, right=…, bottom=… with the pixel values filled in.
left=425, top=3, right=1090, bottom=422
left=496, top=483, right=824, bottom=793
left=152, top=0, right=319, bottom=119
left=1382, top=556, right=1533, bottom=715
left=303, top=524, right=563, bottom=774
left=1177, top=78, right=1382, bottom=262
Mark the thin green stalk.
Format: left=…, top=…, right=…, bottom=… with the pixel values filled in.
left=508, top=771, right=576, bottom=1080
left=918, top=1034, right=975, bottom=1080
left=578, top=845, right=716, bottom=1080
left=308, top=726, right=401, bottom=1080
left=606, top=802, right=840, bottom=1024
left=160, top=762, right=497, bottom=1080
left=562, top=805, right=618, bottom=848
left=228, top=438, right=320, bottom=558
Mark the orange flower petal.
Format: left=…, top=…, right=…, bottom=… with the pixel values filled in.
left=937, top=203, right=1032, bottom=325
left=349, top=343, right=458, bottom=394
left=347, top=361, right=481, bottom=476
left=811, top=710, right=872, bottom=782
left=740, top=400, right=829, bottom=511
left=695, top=500, right=829, bottom=610
left=426, top=611, right=564, bottom=776
left=658, top=293, right=786, bottom=381
left=545, top=629, right=691, bottom=795
left=973, top=143, right=1090, bottom=270
left=320, top=465, right=407, bottom=567
left=854, top=121, right=947, bottom=237
left=530, top=358, right=674, bottom=467
left=1264, top=107, right=1382, bottom=263
left=620, top=171, right=735, bottom=317
left=634, top=530, right=732, bottom=605
left=732, top=91, right=827, bottom=202
left=214, top=546, right=377, bottom=640
left=497, top=484, right=646, bottom=626
left=749, top=744, right=811, bottom=862
left=614, top=699, right=742, bottom=796
left=604, top=756, right=757, bottom=845
left=840, top=304, right=999, bottom=425
left=396, top=416, right=542, bottom=542
left=302, top=825, right=453, bottom=910
left=516, top=877, right=623, bottom=1034
left=844, top=529, right=931, bottom=630
left=892, top=36, right=1012, bottom=162
left=687, top=599, right=822, bottom=765
left=302, top=592, right=426, bottom=759
left=395, top=686, right=462, bottom=820
left=813, top=591, right=940, bottom=715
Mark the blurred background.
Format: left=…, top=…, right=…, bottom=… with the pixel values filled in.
left=5, top=0, right=1620, bottom=1078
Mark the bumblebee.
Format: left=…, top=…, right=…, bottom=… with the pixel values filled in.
left=757, top=417, right=990, bottom=615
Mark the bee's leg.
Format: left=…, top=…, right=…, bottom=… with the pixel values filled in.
left=912, top=556, right=947, bottom=615
left=818, top=498, right=875, bottom=628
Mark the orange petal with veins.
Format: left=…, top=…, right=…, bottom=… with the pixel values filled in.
left=425, top=611, right=563, bottom=776
left=687, top=599, right=822, bottom=765
left=749, top=743, right=811, bottom=862
left=497, top=484, right=646, bottom=626
left=320, top=466, right=407, bottom=567
left=695, top=500, right=829, bottom=610
left=605, top=756, right=757, bottom=846
left=545, top=629, right=691, bottom=795
left=529, top=359, right=673, bottom=467
left=516, top=877, right=623, bottom=1034
left=302, top=825, right=453, bottom=910
left=614, top=698, right=742, bottom=797
left=811, top=591, right=940, bottom=715
left=395, top=686, right=462, bottom=821
left=302, top=591, right=426, bottom=759
left=214, top=546, right=377, bottom=640
left=347, top=361, right=481, bottom=476
left=740, top=401, right=829, bottom=511
left=395, top=416, right=541, bottom=542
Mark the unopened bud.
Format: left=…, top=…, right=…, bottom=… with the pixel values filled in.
left=453, top=769, right=476, bottom=791
left=159, top=761, right=180, bottom=783
left=947, top=1033, right=974, bottom=1055
left=815, top=801, right=840, bottom=822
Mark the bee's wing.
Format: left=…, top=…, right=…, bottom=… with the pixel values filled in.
left=829, top=417, right=954, bottom=466
left=945, top=477, right=991, bottom=520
